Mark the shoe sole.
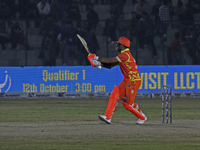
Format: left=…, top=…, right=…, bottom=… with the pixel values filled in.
left=98, top=115, right=111, bottom=124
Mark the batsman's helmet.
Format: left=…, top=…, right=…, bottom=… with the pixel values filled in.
left=116, top=37, right=130, bottom=47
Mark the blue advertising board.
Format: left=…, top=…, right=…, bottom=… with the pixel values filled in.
left=0, top=65, right=199, bottom=93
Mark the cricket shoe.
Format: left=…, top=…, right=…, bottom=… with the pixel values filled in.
left=98, top=115, right=111, bottom=124
left=136, top=113, right=147, bottom=125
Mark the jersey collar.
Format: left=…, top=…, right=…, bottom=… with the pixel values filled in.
left=121, top=48, right=130, bottom=53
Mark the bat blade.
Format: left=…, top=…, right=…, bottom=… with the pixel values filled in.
left=77, top=34, right=101, bottom=69
left=77, top=34, right=90, bottom=54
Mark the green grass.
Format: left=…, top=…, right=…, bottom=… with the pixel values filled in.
left=1, top=98, right=200, bottom=122
left=0, top=98, right=200, bottom=150
left=0, top=98, right=106, bottom=122
left=0, top=137, right=199, bottom=150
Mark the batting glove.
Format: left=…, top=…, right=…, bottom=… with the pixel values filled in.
left=87, top=54, right=96, bottom=61
left=92, top=59, right=102, bottom=69
left=93, top=59, right=101, bottom=66
left=87, top=54, right=97, bottom=67
left=88, top=58, right=101, bottom=68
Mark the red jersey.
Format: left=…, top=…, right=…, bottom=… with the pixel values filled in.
left=116, top=48, right=141, bottom=82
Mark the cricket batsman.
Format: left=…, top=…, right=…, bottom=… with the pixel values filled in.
left=87, top=37, right=147, bottom=124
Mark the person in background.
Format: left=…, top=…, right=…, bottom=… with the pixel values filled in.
left=0, top=1, right=11, bottom=19
left=171, top=32, right=182, bottom=65
left=115, top=12, right=130, bottom=40
left=190, top=24, right=200, bottom=64
left=86, top=3, right=99, bottom=29
left=110, top=0, right=126, bottom=18
left=159, top=0, right=170, bottom=41
left=8, top=21, right=30, bottom=50
left=57, top=20, right=78, bottom=66
left=103, top=11, right=117, bottom=42
left=40, top=29, right=56, bottom=66
left=37, top=0, right=51, bottom=17
left=50, top=0, right=64, bottom=21
left=135, top=0, right=150, bottom=18
left=84, top=26, right=100, bottom=54
left=67, top=0, right=82, bottom=29
left=139, top=11, right=157, bottom=56
left=151, top=0, right=161, bottom=35
left=128, top=11, right=139, bottom=41
left=0, top=20, right=10, bottom=50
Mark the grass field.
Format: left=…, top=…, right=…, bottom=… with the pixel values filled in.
left=0, top=98, right=200, bottom=150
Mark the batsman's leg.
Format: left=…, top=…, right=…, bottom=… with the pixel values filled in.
left=98, top=86, right=119, bottom=124
left=121, top=80, right=147, bottom=124
left=121, top=100, right=146, bottom=120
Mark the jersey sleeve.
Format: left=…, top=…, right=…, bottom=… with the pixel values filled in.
left=116, top=53, right=128, bottom=63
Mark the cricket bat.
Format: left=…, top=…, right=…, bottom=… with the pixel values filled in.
left=77, top=34, right=101, bottom=69
left=77, top=34, right=90, bottom=54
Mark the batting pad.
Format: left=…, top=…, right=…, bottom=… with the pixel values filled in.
left=104, top=86, right=119, bottom=119
left=121, top=101, right=145, bottom=120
